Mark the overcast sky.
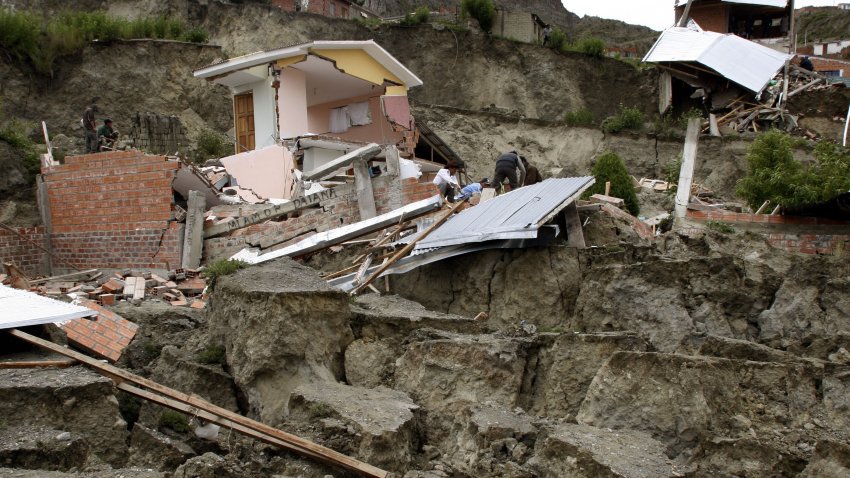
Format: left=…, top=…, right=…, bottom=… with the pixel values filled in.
left=561, top=1, right=842, bottom=31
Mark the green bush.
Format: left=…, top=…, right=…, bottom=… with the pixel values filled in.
left=196, top=344, right=226, bottom=365
left=582, top=151, right=640, bottom=215
left=547, top=27, right=567, bottom=50
left=0, top=119, right=40, bottom=185
left=601, top=105, right=645, bottom=134
left=706, top=221, right=735, bottom=234
left=400, top=6, right=430, bottom=26
left=159, top=410, right=189, bottom=433
left=193, top=129, right=232, bottom=163
left=571, top=37, right=605, bottom=57
left=564, top=108, right=594, bottom=126
left=0, top=9, right=39, bottom=62
left=461, top=0, right=495, bottom=33
left=181, top=27, right=209, bottom=43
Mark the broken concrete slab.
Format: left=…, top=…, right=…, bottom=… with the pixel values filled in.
left=0, top=367, right=129, bottom=467
left=207, top=259, right=353, bottom=423
left=529, top=424, right=681, bottom=477
left=288, top=381, right=420, bottom=472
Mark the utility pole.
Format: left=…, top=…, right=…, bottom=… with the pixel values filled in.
left=677, top=0, right=695, bottom=28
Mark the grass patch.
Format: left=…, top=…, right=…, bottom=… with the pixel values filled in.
left=567, top=37, right=605, bottom=57
left=400, top=6, right=430, bottom=26
left=706, top=221, right=735, bottom=234
left=564, top=108, right=594, bottom=127
left=601, top=104, right=645, bottom=134
left=159, top=410, right=190, bottom=433
left=0, top=8, right=209, bottom=76
left=0, top=117, right=40, bottom=186
left=196, top=344, right=226, bottom=365
left=201, top=259, right=248, bottom=287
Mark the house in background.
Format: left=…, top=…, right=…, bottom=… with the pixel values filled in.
left=271, top=0, right=379, bottom=20
left=492, top=10, right=548, bottom=45
left=675, top=0, right=793, bottom=40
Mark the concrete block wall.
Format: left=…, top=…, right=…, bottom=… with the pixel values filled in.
left=42, top=151, right=183, bottom=271
left=204, top=173, right=440, bottom=262
left=494, top=11, right=540, bottom=44
left=686, top=209, right=850, bottom=255
left=0, top=227, right=49, bottom=276
left=129, top=113, right=187, bottom=155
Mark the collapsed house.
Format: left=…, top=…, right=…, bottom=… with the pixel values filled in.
left=674, top=0, right=793, bottom=41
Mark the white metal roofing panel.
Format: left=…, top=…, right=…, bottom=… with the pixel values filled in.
left=414, top=177, right=594, bottom=250
left=643, top=27, right=790, bottom=92
left=0, top=284, right=96, bottom=330
left=721, top=0, right=788, bottom=7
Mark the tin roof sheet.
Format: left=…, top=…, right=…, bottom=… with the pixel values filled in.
left=643, top=27, right=791, bottom=93
left=0, top=284, right=96, bottom=330
left=413, top=177, right=594, bottom=250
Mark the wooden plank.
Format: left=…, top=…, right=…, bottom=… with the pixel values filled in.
left=9, top=329, right=389, bottom=478
left=788, top=78, right=823, bottom=98
left=203, top=188, right=341, bottom=239
left=0, top=359, right=76, bottom=369
left=31, top=269, right=99, bottom=285
left=351, top=200, right=467, bottom=295
left=352, top=159, right=377, bottom=220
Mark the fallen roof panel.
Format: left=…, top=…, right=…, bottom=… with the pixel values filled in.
left=643, top=27, right=791, bottom=93
left=0, top=284, right=96, bottom=330
left=413, top=177, right=594, bottom=250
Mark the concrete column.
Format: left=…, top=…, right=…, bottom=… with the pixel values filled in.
left=675, top=118, right=701, bottom=219
left=564, top=202, right=586, bottom=248
left=181, top=190, right=206, bottom=269
left=353, top=159, right=377, bottom=220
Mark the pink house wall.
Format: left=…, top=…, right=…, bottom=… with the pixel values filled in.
left=307, top=93, right=405, bottom=145
left=279, top=68, right=309, bottom=139
left=220, top=144, right=296, bottom=199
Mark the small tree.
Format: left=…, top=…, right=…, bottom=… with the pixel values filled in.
left=583, top=151, right=640, bottom=215
left=461, top=0, right=495, bottom=33
left=573, top=37, right=605, bottom=57
left=548, top=27, right=567, bottom=50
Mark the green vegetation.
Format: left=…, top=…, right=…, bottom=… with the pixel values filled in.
left=143, top=340, right=162, bottom=359
left=400, top=6, right=430, bottom=26
left=569, top=37, right=605, bottom=57
left=117, top=392, right=142, bottom=429
left=564, top=108, right=594, bottom=127
left=600, top=105, right=645, bottom=134
left=583, top=151, right=640, bottom=215
left=196, top=344, right=227, bottom=365
left=547, top=27, right=567, bottom=50
left=663, top=157, right=681, bottom=196
left=461, top=0, right=495, bottom=33
left=202, top=259, right=248, bottom=287
left=0, top=115, right=40, bottom=186
left=0, top=9, right=209, bottom=76
left=192, top=129, right=233, bottom=164
left=678, top=107, right=704, bottom=129
left=736, top=130, right=850, bottom=210
left=159, top=410, right=190, bottom=433
left=706, top=221, right=735, bottom=234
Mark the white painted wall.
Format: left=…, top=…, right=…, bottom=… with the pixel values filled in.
left=279, top=68, right=309, bottom=139
left=233, top=76, right=277, bottom=150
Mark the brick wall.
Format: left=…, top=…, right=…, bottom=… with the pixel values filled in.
left=42, top=151, right=183, bottom=272
left=129, top=113, right=187, bottom=155
left=204, top=173, right=440, bottom=262
left=686, top=208, right=850, bottom=255
left=0, top=227, right=49, bottom=276
left=680, top=3, right=729, bottom=33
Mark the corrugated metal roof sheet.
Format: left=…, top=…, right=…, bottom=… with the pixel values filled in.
left=414, top=177, right=594, bottom=250
left=644, top=27, right=791, bottom=93
left=0, top=284, right=96, bottom=330
left=721, top=0, right=787, bottom=7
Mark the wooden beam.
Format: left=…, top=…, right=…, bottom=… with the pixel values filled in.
left=0, top=359, right=76, bottom=369
left=29, top=269, right=100, bottom=285
left=9, top=329, right=389, bottom=478
left=203, top=188, right=340, bottom=239
left=351, top=200, right=467, bottom=295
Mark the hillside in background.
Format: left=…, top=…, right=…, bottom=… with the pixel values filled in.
left=796, top=6, right=850, bottom=45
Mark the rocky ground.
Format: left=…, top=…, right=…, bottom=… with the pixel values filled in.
left=2, top=211, right=849, bottom=477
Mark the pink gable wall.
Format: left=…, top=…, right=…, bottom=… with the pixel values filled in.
left=279, top=68, right=309, bottom=139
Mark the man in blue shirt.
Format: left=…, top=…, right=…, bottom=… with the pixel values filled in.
left=459, top=178, right=489, bottom=200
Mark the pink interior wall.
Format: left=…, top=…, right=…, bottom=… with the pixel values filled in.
left=279, top=68, right=309, bottom=139
left=307, top=93, right=405, bottom=145
left=220, top=144, right=295, bottom=200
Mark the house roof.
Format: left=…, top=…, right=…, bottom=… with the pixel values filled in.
left=194, top=40, right=423, bottom=88
left=643, top=27, right=791, bottom=93
left=0, top=284, right=96, bottom=330
left=677, top=0, right=788, bottom=7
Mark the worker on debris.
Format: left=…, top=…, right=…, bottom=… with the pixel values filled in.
left=522, top=157, right=543, bottom=186
left=492, top=151, right=526, bottom=193
left=800, top=56, right=814, bottom=72
left=458, top=177, right=489, bottom=200
left=82, top=104, right=99, bottom=153
left=433, top=160, right=461, bottom=203
left=543, top=25, right=552, bottom=46
left=97, top=119, right=119, bottom=151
